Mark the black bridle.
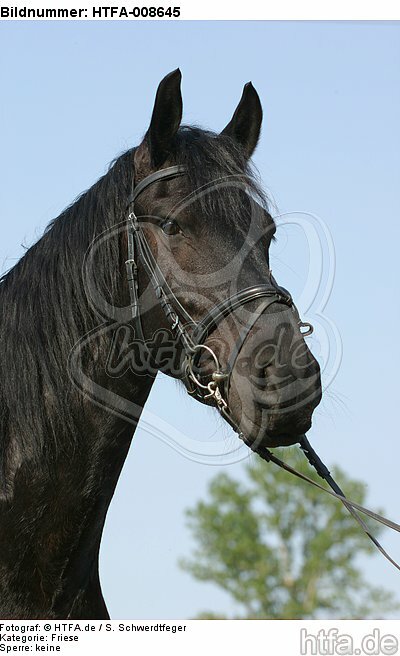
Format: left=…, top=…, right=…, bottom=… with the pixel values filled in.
left=125, top=165, right=400, bottom=572
left=126, top=165, right=312, bottom=409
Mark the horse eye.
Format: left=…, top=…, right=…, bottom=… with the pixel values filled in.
left=161, top=220, right=181, bottom=236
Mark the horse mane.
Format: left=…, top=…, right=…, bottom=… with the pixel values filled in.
left=0, top=126, right=270, bottom=489
left=0, top=148, right=134, bottom=482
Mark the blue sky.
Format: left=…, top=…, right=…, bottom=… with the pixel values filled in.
left=1, top=21, right=399, bottom=618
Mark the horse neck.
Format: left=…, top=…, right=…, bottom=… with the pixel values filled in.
left=0, top=153, right=158, bottom=618
left=0, top=368, right=155, bottom=619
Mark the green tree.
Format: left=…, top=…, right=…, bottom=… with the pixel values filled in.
left=180, top=448, right=399, bottom=619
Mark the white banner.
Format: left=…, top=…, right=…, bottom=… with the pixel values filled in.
left=0, top=0, right=399, bottom=20
left=1, top=620, right=400, bottom=655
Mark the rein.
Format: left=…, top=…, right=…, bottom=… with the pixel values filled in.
left=125, top=164, right=400, bottom=572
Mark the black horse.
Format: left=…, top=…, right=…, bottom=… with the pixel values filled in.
left=0, top=70, right=321, bottom=619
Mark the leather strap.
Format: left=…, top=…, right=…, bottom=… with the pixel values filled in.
left=191, top=284, right=292, bottom=347
left=126, top=165, right=186, bottom=208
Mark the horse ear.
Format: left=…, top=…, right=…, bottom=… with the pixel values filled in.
left=145, top=68, right=183, bottom=168
left=221, top=82, right=263, bottom=158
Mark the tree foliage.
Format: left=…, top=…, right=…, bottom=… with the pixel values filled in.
left=180, top=448, right=398, bottom=619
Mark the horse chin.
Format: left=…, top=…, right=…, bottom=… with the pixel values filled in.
left=233, top=403, right=306, bottom=449
left=258, top=431, right=303, bottom=448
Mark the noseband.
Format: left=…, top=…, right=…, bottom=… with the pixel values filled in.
left=125, top=164, right=400, bottom=573
left=125, top=164, right=313, bottom=418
